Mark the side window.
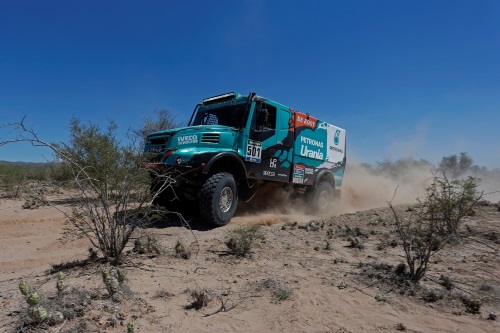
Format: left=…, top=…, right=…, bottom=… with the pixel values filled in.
left=250, top=102, right=277, bottom=141
left=262, top=104, right=276, bottom=130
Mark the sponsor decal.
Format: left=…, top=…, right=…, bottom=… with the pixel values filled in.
left=294, top=165, right=305, bottom=171
left=334, top=130, right=340, bottom=145
left=177, top=135, right=198, bottom=145
left=300, top=136, right=324, bottom=148
left=329, top=146, right=344, bottom=153
left=263, top=171, right=275, bottom=177
left=300, top=145, right=324, bottom=159
left=245, top=140, right=262, bottom=163
left=278, top=173, right=288, bottom=177
left=299, top=136, right=325, bottom=160
left=305, top=167, right=314, bottom=175
left=292, top=177, right=304, bottom=184
left=269, top=158, right=277, bottom=168
left=293, top=165, right=305, bottom=183
left=295, top=113, right=318, bottom=130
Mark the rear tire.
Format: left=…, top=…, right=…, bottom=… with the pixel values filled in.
left=308, top=181, right=334, bottom=213
left=199, top=172, right=238, bottom=226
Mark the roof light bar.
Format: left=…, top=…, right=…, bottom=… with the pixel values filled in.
left=202, top=92, right=236, bottom=104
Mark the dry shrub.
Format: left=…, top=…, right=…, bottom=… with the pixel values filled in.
left=261, top=278, right=293, bottom=303
left=225, top=225, right=264, bottom=256
left=174, top=239, right=191, bottom=259
left=185, top=287, right=213, bottom=310
left=462, top=296, right=482, bottom=314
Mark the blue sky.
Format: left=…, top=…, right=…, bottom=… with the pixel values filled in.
left=1, top=0, right=499, bottom=167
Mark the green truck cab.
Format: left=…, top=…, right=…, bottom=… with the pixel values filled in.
left=143, top=92, right=346, bottom=226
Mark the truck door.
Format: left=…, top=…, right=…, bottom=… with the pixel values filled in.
left=245, top=102, right=290, bottom=182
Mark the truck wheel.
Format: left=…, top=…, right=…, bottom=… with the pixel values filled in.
left=309, top=182, right=334, bottom=213
left=199, top=172, right=238, bottom=226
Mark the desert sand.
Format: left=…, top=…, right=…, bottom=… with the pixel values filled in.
left=1, top=186, right=499, bottom=333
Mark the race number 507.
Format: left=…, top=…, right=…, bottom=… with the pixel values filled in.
left=245, top=140, right=262, bottom=163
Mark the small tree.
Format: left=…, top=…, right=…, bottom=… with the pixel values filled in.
left=388, top=170, right=482, bottom=282
left=133, top=108, right=182, bottom=143
left=1, top=117, right=173, bottom=263
left=439, top=152, right=473, bottom=178
left=416, top=171, right=480, bottom=238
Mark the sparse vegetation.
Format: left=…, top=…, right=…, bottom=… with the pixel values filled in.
left=438, top=275, right=454, bottom=290
left=421, top=288, right=444, bottom=303
left=375, top=293, right=389, bottom=302
left=395, top=323, right=407, bottom=331
left=333, top=257, right=348, bottom=264
left=1, top=150, right=498, bottom=332
left=346, top=236, right=365, bottom=249
left=185, top=287, right=213, bottom=310
left=340, top=225, right=367, bottom=238
left=272, top=284, right=293, bottom=302
left=127, top=320, right=136, bottom=333
left=133, top=234, right=165, bottom=255
left=152, top=289, right=174, bottom=299
left=462, top=296, right=482, bottom=314
left=174, top=239, right=191, bottom=259
left=261, top=278, right=293, bottom=303
left=225, top=225, right=265, bottom=256
left=0, top=162, right=66, bottom=198
left=101, top=267, right=131, bottom=302
left=337, top=281, right=347, bottom=289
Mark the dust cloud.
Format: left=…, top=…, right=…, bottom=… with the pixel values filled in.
left=231, top=159, right=499, bottom=226
left=337, top=162, right=432, bottom=214
left=232, top=160, right=433, bottom=226
left=468, top=169, right=500, bottom=203
left=233, top=185, right=315, bottom=226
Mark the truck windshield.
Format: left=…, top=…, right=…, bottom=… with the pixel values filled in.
left=190, top=103, right=249, bottom=129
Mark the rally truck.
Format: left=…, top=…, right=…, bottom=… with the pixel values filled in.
left=143, top=92, right=346, bottom=226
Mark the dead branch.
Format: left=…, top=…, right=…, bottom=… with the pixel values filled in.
left=203, top=294, right=262, bottom=317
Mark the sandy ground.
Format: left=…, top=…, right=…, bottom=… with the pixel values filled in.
left=0, top=194, right=499, bottom=333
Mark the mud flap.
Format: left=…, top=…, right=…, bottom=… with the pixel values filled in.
left=239, top=180, right=259, bottom=202
left=334, top=189, right=341, bottom=201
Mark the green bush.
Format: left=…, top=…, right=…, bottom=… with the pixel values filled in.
left=388, top=170, right=482, bottom=282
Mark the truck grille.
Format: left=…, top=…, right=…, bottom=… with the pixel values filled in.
left=201, top=133, right=220, bottom=144
left=146, top=153, right=164, bottom=163
left=149, top=136, right=170, bottom=145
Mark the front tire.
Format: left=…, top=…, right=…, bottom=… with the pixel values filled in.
left=199, top=172, right=238, bottom=226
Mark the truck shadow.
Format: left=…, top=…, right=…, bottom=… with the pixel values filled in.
left=146, top=211, right=213, bottom=231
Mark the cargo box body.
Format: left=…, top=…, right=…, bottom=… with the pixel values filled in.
left=291, top=111, right=346, bottom=187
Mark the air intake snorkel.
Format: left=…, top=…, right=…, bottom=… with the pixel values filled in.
left=241, top=92, right=257, bottom=129
left=188, top=104, right=201, bottom=126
